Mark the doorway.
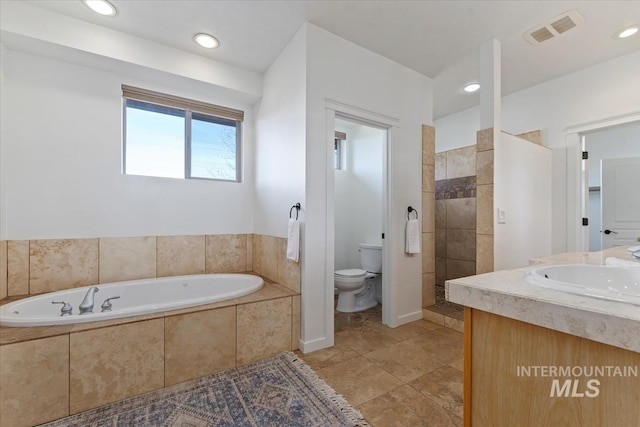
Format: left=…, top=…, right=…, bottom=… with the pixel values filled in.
left=334, top=118, right=386, bottom=316
left=581, top=121, right=640, bottom=250
left=325, top=104, right=395, bottom=334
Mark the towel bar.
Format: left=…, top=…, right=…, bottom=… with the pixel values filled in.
left=290, top=203, right=301, bottom=220
left=407, top=206, right=418, bottom=220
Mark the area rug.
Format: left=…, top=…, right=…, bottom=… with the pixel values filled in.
left=40, top=352, right=369, bottom=427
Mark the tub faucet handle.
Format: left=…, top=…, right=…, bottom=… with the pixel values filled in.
left=52, top=301, right=73, bottom=316
left=101, top=296, right=120, bottom=312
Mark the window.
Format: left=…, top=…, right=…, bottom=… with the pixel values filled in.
left=122, top=85, right=243, bottom=182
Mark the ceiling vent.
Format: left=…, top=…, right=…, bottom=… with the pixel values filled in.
left=524, top=10, right=584, bottom=45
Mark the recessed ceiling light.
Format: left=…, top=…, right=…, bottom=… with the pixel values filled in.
left=462, top=82, right=480, bottom=93
left=616, top=25, right=639, bottom=39
left=194, top=33, right=219, bottom=49
left=82, top=0, right=116, bottom=16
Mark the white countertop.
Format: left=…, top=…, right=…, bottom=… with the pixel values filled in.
left=446, top=247, right=640, bottom=353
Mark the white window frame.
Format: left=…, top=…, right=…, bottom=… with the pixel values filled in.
left=122, top=85, right=244, bottom=182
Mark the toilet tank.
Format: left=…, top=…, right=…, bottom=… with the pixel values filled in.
left=359, top=243, right=382, bottom=273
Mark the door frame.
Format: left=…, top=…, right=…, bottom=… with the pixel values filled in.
left=564, top=111, right=640, bottom=251
left=326, top=99, right=398, bottom=330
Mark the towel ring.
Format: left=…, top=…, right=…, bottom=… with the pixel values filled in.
left=290, top=203, right=301, bottom=220
left=407, top=206, right=418, bottom=220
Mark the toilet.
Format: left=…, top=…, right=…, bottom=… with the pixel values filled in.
left=334, top=243, right=382, bottom=312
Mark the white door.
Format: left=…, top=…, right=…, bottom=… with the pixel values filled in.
left=601, top=157, right=640, bottom=248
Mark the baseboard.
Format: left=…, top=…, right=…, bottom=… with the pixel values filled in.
left=298, top=336, right=332, bottom=354
left=396, top=310, right=423, bottom=326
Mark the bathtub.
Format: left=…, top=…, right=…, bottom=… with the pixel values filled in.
left=0, top=274, right=264, bottom=327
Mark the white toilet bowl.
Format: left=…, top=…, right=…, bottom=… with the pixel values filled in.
left=334, top=244, right=382, bottom=313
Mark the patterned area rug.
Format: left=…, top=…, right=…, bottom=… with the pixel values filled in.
left=40, top=352, right=369, bottom=427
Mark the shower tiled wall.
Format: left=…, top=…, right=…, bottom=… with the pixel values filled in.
left=0, top=233, right=300, bottom=298
left=421, top=125, right=436, bottom=307
left=435, top=145, right=477, bottom=285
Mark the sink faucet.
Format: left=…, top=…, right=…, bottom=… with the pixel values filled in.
left=79, top=286, right=99, bottom=315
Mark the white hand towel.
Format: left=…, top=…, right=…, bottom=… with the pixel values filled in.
left=405, top=218, right=421, bottom=254
left=605, top=257, right=640, bottom=269
left=287, top=218, right=300, bottom=262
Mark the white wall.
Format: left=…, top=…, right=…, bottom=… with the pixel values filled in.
left=334, top=121, right=384, bottom=270
left=0, top=43, right=6, bottom=238
left=494, top=132, right=552, bottom=270
left=1, top=48, right=255, bottom=239
left=302, top=23, right=432, bottom=351
left=585, top=122, right=640, bottom=250
left=435, top=50, right=640, bottom=254
left=253, top=27, right=306, bottom=238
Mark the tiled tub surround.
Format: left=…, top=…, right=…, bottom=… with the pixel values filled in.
left=0, top=233, right=300, bottom=297
left=0, top=281, right=300, bottom=427
left=0, top=233, right=301, bottom=427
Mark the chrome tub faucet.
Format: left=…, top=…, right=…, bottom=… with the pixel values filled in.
left=79, top=286, right=99, bottom=314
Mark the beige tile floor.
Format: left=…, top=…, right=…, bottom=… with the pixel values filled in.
left=297, top=304, right=463, bottom=427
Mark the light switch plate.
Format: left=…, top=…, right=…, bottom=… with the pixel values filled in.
left=497, top=208, right=506, bottom=224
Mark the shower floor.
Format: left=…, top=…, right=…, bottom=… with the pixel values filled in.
left=427, top=284, right=464, bottom=320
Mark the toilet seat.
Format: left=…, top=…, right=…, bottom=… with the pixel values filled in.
left=335, top=269, right=367, bottom=277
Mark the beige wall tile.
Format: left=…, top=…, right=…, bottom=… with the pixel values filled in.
left=476, top=234, right=494, bottom=274
left=446, top=229, right=476, bottom=262
left=252, top=234, right=262, bottom=275
left=157, top=235, right=205, bottom=277
left=516, top=130, right=542, bottom=146
left=69, top=319, right=164, bottom=414
left=237, top=297, right=291, bottom=365
left=422, top=125, right=435, bottom=166
left=7, top=240, right=29, bottom=296
left=476, top=149, right=494, bottom=185
left=0, top=241, right=6, bottom=300
left=422, top=308, right=445, bottom=325
left=277, top=238, right=300, bottom=292
left=422, top=194, right=435, bottom=234
left=435, top=200, right=446, bottom=229
left=446, top=145, right=476, bottom=179
left=206, top=234, right=248, bottom=273
left=422, top=273, right=435, bottom=307
left=165, top=307, right=236, bottom=386
left=476, top=184, right=494, bottom=235
left=31, top=239, right=99, bottom=294
left=422, top=232, right=435, bottom=274
left=435, top=257, right=447, bottom=286
left=246, top=234, right=253, bottom=272
left=99, top=237, right=156, bottom=283
left=444, top=316, right=465, bottom=333
left=446, top=198, right=476, bottom=230
left=260, top=235, right=278, bottom=282
left=477, top=128, right=494, bottom=152
left=0, top=335, right=69, bottom=427
left=445, top=259, right=476, bottom=280
left=435, top=229, right=447, bottom=258
left=435, top=152, right=447, bottom=181
left=292, top=295, right=301, bottom=351
left=422, top=164, right=435, bottom=193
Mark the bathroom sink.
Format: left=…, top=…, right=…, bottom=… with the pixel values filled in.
left=524, top=264, right=640, bottom=306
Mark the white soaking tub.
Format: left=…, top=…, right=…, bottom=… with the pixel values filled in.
left=0, top=274, right=263, bottom=327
